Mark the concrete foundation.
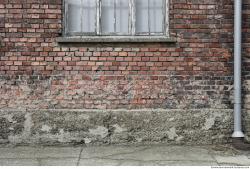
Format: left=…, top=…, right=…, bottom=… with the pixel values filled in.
left=0, top=109, right=233, bottom=145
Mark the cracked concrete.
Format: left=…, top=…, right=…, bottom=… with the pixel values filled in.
left=0, top=109, right=233, bottom=145
left=0, top=144, right=249, bottom=166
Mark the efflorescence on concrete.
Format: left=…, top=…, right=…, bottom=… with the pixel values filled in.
left=0, top=109, right=233, bottom=145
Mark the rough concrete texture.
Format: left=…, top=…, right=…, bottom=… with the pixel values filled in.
left=243, top=79, right=250, bottom=141
left=0, top=109, right=233, bottom=145
left=0, top=144, right=248, bottom=166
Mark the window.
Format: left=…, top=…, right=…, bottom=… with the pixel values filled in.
left=64, top=0, right=169, bottom=37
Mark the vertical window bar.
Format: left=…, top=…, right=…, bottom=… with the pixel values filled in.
left=162, top=0, right=165, bottom=35
left=97, top=0, right=101, bottom=35
left=130, top=0, right=135, bottom=35
left=64, top=0, right=68, bottom=35
left=165, top=0, right=169, bottom=37
left=148, top=0, right=151, bottom=35
left=128, top=0, right=131, bottom=34
left=114, top=0, right=116, bottom=33
left=80, top=0, right=83, bottom=32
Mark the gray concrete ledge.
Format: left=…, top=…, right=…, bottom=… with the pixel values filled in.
left=56, top=36, right=177, bottom=43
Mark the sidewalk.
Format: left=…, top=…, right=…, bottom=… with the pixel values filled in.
left=0, top=144, right=249, bottom=166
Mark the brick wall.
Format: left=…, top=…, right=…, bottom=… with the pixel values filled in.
left=1, top=0, right=250, bottom=144
left=0, top=0, right=235, bottom=109
left=243, top=0, right=250, bottom=140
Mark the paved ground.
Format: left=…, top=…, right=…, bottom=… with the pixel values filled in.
left=0, top=144, right=249, bottom=166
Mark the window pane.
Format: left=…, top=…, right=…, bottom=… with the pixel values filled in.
left=101, top=0, right=115, bottom=33
left=115, top=0, right=129, bottom=34
left=66, top=0, right=165, bottom=35
left=149, top=0, right=163, bottom=33
left=135, top=0, right=149, bottom=34
left=82, top=0, right=97, bottom=33
left=67, top=0, right=81, bottom=33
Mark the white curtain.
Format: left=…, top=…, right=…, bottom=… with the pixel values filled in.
left=149, top=0, right=163, bottom=33
left=135, top=0, right=149, bottom=33
left=82, top=0, right=97, bottom=33
left=68, top=0, right=82, bottom=33
left=115, top=0, right=129, bottom=34
left=67, top=0, right=97, bottom=33
left=135, top=0, right=163, bottom=34
left=101, top=0, right=129, bottom=34
left=101, top=0, right=115, bottom=33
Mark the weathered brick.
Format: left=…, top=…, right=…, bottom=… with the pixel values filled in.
left=0, top=0, right=250, bottom=143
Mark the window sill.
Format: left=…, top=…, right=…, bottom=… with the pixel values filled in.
left=56, top=36, right=177, bottom=43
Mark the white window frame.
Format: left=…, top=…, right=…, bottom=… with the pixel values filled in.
left=63, top=0, right=169, bottom=38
